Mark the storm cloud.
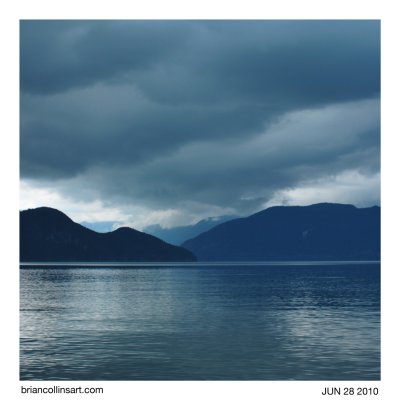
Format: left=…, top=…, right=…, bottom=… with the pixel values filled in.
left=20, top=20, right=380, bottom=229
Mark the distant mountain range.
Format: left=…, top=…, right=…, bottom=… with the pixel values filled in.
left=143, top=215, right=237, bottom=245
left=80, top=221, right=116, bottom=233
left=20, top=203, right=380, bottom=263
left=182, top=203, right=380, bottom=261
left=20, top=207, right=196, bottom=262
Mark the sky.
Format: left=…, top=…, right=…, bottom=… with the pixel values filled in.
left=20, top=20, right=380, bottom=230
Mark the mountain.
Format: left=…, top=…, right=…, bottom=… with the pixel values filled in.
left=80, top=221, right=116, bottom=233
left=182, top=203, right=380, bottom=261
left=143, top=215, right=237, bottom=245
left=20, top=207, right=196, bottom=262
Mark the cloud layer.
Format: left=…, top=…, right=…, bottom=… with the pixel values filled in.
left=20, top=20, right=380, bottom=228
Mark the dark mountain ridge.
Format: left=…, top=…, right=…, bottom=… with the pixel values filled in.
left=20, top=207, right=196, bottom=262
left=182, top=203, right=380, bottom=261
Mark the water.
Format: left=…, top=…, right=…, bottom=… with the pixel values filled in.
left=20, top=262, right=380, bottom=380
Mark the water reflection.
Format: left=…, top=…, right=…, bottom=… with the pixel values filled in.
left=20, top=263, right=380, bottom=380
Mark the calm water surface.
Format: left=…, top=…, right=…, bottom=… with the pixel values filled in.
left=20, top=262, right=380, bottom=380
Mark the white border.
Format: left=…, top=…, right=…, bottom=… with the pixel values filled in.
left=2, top=1, right=399, bottom=399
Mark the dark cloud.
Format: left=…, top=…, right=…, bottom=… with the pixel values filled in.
left=38, top=98, right=379, bottom=217
left=20, top=20, right=188, bottom=95
left=20, top=20, right=380, bottom=226
left=21, top=20, right=379, bottom=101
left=20, top=83, right=269, bottom=178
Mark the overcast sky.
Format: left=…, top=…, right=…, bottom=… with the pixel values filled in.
left=20, top=20, right=380, bottom=230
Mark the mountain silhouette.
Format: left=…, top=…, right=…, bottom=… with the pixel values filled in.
left=20, top=207, right=196, bottom=262
left=182, top=203, right=380, bottom=261
left=143, top=215, right=237, bottom=245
